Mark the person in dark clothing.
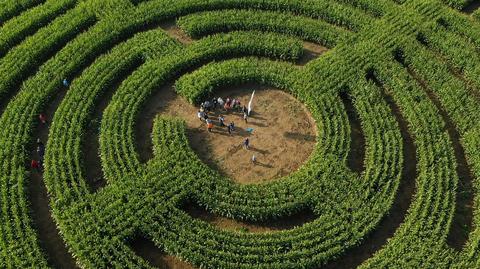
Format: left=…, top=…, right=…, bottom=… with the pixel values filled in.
left=37, top=139, right=45, bottom=160
left=212, top=98, right=218, bottom=110
left=39, top=114, right=47, bottom=124
left=243, top=138, right=250, bottom=149
left=204, top=100, right=212, bottom=112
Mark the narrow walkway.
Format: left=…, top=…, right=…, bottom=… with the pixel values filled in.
left=159, top=20, right=194, bottom=45
left=183, top=202, right=315, bottom=233
left=129, top=235, right=195, bottom=269
left=462, top=1, right=480, bottom=14
left=28, top=89, right=78, bottom=269
left=339, top=90, right=365, bottom=173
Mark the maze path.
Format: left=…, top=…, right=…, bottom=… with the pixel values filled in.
left=1, top=0, right=480, bottom=268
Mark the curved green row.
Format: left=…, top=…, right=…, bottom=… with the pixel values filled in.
left=0, top=0, right=78, bottom=57
left=176, top=9, right=351, bottom=48
left=0, top=0, right=44, bottom=25
left=85, top=55, right=402, bottom=267
left=2, top=0, right=480, bottom=268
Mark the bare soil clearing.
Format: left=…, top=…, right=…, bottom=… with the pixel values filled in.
left=138, top=83, right=317, bottom=184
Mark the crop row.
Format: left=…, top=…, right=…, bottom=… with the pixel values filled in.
left=0, top=0, right=78, bottom=57
left=2, top=0, right=480, bottom=267
left=87, top=52, right=403, bottom=268
left=135, top=0, right=374, bottom=32
left=0, top=3, right=96, bottom=102
left=420, top=22, right=480, bottom=92
left=399, top=36, right=480, bottom=266
left=0, top=0, right=44, bottom=25
left=176, top=9, right=352, bottom=48
left=0, top=0, right=187, bottom=265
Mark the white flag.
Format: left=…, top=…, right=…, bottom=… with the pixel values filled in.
left=248, top=90, right=255, bottom=116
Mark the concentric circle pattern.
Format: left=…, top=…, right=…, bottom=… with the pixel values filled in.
left=1, top=0, right=480, bottom=268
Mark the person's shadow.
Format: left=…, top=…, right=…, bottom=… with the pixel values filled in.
left=253, top=160, right=273, bottom=168
left=250, top=146, right=269, bottom=155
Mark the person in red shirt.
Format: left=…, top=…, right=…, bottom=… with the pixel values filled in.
left=31, top=159, right=40, bottom=170
left=207, top=120, right=214, bottom=132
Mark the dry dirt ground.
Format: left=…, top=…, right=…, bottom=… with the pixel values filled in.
left=143, top=83, right=318, bottom=184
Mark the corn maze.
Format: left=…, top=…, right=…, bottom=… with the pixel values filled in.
left=1, top=0, right=480, bottom=268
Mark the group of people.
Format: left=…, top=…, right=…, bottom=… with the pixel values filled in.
left=197, top=96, right=249, bottom=133
left=31, top=114, right=48, bottom=171
left=197, top=96, right=256, bottom=164
left=31, top=138, right=45, bottom=171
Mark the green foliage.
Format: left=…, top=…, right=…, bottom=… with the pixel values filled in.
left=177, top=9, right=352, bottom=47
left=1, top=0, right=480, bottom=268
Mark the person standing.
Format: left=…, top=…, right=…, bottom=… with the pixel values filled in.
left=242, top=105, right=247, bottom=115
left=235, top=99, right=241, bottom=111
left=39, top=114, right=47, bottom=124
left=207, top=120, right=214, bottom=132
left=204, top=100, right=211, bottom=112
left=218, top=115, right=225, bottom=127
left=37, top=139, right=45, bottom=160
left=217, top=97, right=225, bottom=108
left=251, top=155, right=256, bottom=164
left=243, top=112, right=248, bottom=124
left=31, top=159, right=40, bottom=171
left=243, top=138, right=250, bottom=149
left=224, top=100, right=230, bottom=112
left=212, top=98, right=218, bottom=110
left=197, top=110, right=204, bottom=121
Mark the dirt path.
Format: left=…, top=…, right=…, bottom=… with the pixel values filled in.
left=462, top=1, right=480, bottom=14
left=159, top=20, right=194, bottom=45
left=130, top=236, right=196, bottom=269
left=137, top=83, right=317, bottom=184
left=297, top=41, right=329, bottom=65
left=28, top=89, right=79, bottom=269
left=184, top=203, right=315, bottom=233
